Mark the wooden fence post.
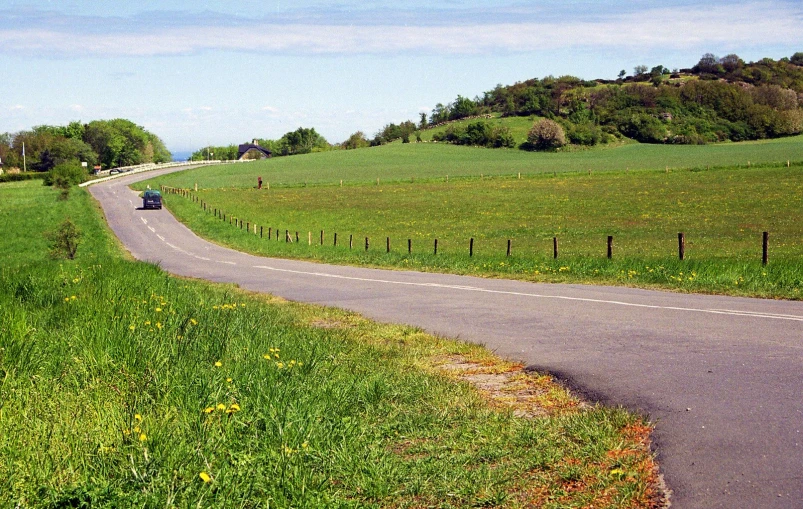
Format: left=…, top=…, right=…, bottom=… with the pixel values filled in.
left=507, top=239, right=511, bottom=257
left=365, top=237, right=369, bottom=251
left=260, top=226, right=263, bottom=238
left=408, top=239, right=412, bottom=254
left=286, top=230, right=290, bottom=243
left=349, top=234, right=353, bottom=249
left=268, top=227, right=272, bottom=239
left=434, top=239, right=438, bottom=255
left=386, top=237, right=390, bottom=253
left=763, top=231, right=769, bottom=265
left=607, top=236, right=613, bottom=259
left=334, top=232, right=338, bottom=246
left=678, top=233, right=685, bottom=261
left=553, top=237, right=558, bottom=259
left=320, top=230, right=324, bottom=245
left=308, top=232, right=311, bottom=245
left=295, top=231, right=299, bottom=243
left=469, top=238, right=474, bottom=257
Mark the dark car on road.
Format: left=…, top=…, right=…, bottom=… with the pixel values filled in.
left=142, top=189, right=162, bottom=209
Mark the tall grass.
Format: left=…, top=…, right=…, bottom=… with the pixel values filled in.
left=0, top=184, right=660, bottom=506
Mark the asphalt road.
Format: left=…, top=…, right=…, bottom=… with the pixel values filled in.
left=89, top=168, right=803, bottom=509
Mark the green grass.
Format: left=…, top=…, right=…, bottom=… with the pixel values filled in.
left=0, top=183, right=661, bottom=506
left=146, top=161, right=803, bottom=299
left=148, top=133, right=803, bottom=190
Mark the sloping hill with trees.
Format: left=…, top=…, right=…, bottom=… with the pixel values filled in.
left=372, top=52, right=803, bottom=151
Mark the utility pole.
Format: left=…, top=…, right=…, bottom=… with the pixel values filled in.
left=22, top=142, right=26, bottom=172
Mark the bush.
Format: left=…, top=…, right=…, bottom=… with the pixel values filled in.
left=45, top=219, right=82, bottom=260
left=43, top=163, right=87, bottom=187
left=524, top=119, right=566, bottom=150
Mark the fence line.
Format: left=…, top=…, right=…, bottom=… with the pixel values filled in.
left=160, top=185, right=777, bottom=265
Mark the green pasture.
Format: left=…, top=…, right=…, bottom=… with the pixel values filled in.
left=0, top=183, right=660, bottom=506
left=146, top=161, right=803, bottom=299
left=151, top=133, right=803, bottom=190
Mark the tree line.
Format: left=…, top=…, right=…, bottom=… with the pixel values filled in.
left=0, top=119, right=171, bottom=173
left=189, top=127, right=330, bottom=161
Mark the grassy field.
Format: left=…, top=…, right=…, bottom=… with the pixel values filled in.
left=0, top=182, right=662, bottom=506
left=150, top=133, right=803, bottom=190
left=144, top=161, right=803, bottom=299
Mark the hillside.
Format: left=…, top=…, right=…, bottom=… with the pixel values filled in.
left=370, top=52, right=803, bottom=150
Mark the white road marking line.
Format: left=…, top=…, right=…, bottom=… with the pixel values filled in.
left=157, top=235, right=165, bottom=241
left=251, top=265, right=803, bottom=322
left=194, top=256, right=211, bottom=261
left=218, top=261, right=236, bottom=265
left=140, top=217, right=148, bottom=225
left=148, top=226, right=156, bottom=232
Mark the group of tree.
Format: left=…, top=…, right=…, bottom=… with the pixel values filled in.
left=189, top=127, right=330, bottom=161
left=421, top=52, right=803, bottom=149
left=0, top=119, right=171, bottom=174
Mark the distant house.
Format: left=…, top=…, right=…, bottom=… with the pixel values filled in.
left=237, top=140, right=272, bottom=160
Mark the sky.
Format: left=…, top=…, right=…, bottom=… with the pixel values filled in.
left=1, top=1, right=802, bottom=154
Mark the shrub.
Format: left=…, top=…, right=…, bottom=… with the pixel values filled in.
left=45, top=219, right=82, bottom=260
left=525, top=119, right=566, bottom=150
left=43, top=163, right=87, bottom=187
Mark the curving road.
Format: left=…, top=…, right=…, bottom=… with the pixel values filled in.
left=89, top=168, right=803, bottom=509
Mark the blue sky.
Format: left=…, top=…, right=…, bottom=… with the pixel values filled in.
left=1, top=1, right=802, bottom=154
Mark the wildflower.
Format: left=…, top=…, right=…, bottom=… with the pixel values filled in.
left=134, top=414, right=142, bottom=422
left=226, top=378, right=232, bottom=383
left=70, top=295, right=77, bottom=300
left=139, top=433, right=147, bottom=442
left=226, top=403, right=241, bottom=414
left=199, top=472, right=212, bottom=483
left=276, top=362, right=284, bottom=369
left=156, top=322, right=162, bottom=330
left=123, top=428, right=131, bottom=436
left=144, top=320, right=151, bottom=326
left=64, top=297, right=70, bottom=302
left=216, top=403, right=226, bottom=411
left=263, top=354, right=271, bottom=360
left=155, top=308, right=162, bottom=313
left=133, top=426, right=141, bottom=433
left=302, top=441, right=309, bottom=449
left=190, top=318, right=198, bottom=326
left=214, top=361, right=222, bottom=367
left=129, top=325, right=136, bottom=331
left=204, top=407, right=215, bottom=414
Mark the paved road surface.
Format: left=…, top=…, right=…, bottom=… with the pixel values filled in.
left=89, top=168, right=803, bottom=508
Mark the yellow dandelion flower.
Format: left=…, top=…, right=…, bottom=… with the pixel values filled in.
left=133, top=426, right=141, bottom=433
left=199, top=472, right=212, bottom=483
left=216, top=403, right=226, bottom=411
left=139, top=433, right=147, bottom=442
left=226, top=378, right=232, bottom=383
left=214, top=361, right=222, bottom=367
left=203, top=407, right=215, bottom=414
left=263, top=354, right=271, bottom=359
left=123, top=428, right=131, bottom=436
left=276, top=362, right=284, bottom=369
left=156, top=322, right=162, bottom=330
left=228, top=403, right=240, bottom=413
left=155, top=308, right=162, bottom=313
left=274, top=353, right=280, bottom=359
left=70, top=295, right=77, bottom=300
left=144, top=320, right=151, bottom=326
left=302, top=441, right=309, bottom=449
left=129, top=325, right=136, bottom=331
left=190, top=318, right=198, bottom=326
left=134, top=414, right=142, bottom=422
left=64, top=297, right=70, bottom=302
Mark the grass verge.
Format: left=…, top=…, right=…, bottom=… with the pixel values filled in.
left=0, top=183, right=665, bottom=507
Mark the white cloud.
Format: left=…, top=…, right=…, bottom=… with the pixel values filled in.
left=1, top=2, right=800, bottom=58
